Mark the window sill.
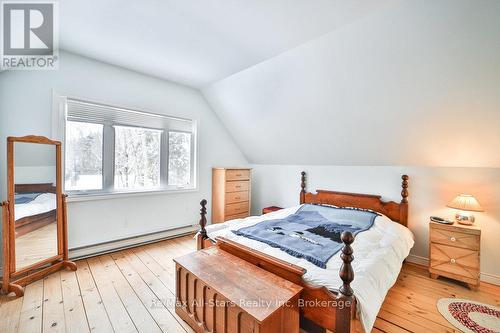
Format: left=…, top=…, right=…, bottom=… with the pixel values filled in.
left=66, top=187, right=198, bottom=203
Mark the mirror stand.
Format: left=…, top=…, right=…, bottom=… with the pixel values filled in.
left=1, top=201, right=23, bottom=296
left=1, top=191, right=76, bottom=297
left=1, top=136, right=77, bottom=297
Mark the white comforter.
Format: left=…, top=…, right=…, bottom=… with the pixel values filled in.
left=15, top=193, right=57, bottom=220
left=205, top=205, right=414, bottom=332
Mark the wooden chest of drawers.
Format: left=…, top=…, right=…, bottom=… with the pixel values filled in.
left=429, top=221, right=481, bottom=289
left=212, top=168, right=251, bottom=223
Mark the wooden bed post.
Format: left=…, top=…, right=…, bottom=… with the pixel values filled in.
left=336, top=231, right=355, bottom=333
left=400, top=175, right=409, bottom=227
left=300, top=171, right=306, bottom=204
left=196, top=199, right=208, bottom=250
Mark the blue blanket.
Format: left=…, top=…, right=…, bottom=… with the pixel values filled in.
left=232, top=204, right=378, bottom=268
left=15, top=192, right=42, bottom=205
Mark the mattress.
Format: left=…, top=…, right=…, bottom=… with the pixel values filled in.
left=205, top=204, right=414, bottom=332
left=15, top=193, right=57, bottom=221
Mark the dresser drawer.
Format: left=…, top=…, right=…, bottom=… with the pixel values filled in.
left=430, top=226, right=479, bottom=250
left=225, top=202, right=249, bottom=216
left=225, top=169, right=250, bottom=181
left=430, top=243, right=479, bottom=280
left=225, top=212, right=250, bottom=221
left=225, top=181, right=249, bottom=193
left=226, top=191, right=249, bottom=204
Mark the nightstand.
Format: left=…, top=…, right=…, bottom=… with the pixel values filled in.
left=429, top=221, right=481, bottom=290
left=262, top=206, right=283, bottom=214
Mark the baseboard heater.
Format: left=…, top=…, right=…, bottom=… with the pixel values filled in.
left=69, top=225, right=198, bottom=261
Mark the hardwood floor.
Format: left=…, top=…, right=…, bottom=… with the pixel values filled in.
left=1, top=235, right=499, bottom=332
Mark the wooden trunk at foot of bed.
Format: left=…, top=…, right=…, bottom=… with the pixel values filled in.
left=175, top=251, right=302, bottom=333
left=176, top=262, right=268, bottom=333
left=195, top=235, right=360, bottom=332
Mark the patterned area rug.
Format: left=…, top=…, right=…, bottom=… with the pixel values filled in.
left=437, top=298, right=500, bottom=332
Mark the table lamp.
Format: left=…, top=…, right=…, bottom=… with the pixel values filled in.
left=446, top=194, right=484, bottom=225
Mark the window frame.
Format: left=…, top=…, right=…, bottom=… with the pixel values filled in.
left=53, top=93, right=198, bottom=200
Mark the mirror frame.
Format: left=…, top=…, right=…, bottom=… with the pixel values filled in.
left=1, top=135, right=76, bottom=297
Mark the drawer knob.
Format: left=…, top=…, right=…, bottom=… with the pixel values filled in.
left=450, top=237, right=456, bottom=242
left=236, top=186, right=241, bottom=188
left=235, top=197, right=240, bottom=200
left=450, top=258, right=456, bottom=264
left=236, top=174, right=242, bottom=177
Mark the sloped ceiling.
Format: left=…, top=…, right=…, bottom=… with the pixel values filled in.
left=203, top=0, right=500, bottom=167
left=59, top=0, right=399, bottom=87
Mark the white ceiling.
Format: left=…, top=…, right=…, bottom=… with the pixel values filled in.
left=60, top=0, right=398, bottom=87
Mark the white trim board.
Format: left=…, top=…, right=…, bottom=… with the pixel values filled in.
left=406, top=254, right=429, bottom=266
left=406, top=254, right=500, bottom=286
left=69, top=225, right=198, bottom=260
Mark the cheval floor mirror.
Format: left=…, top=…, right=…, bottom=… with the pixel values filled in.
left=1, top=135, right=76, bottom=297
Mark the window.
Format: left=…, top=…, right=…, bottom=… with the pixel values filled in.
left=168, top=131, right=191, bottom=186
left=65, top=121, right=103, bottom=191
left=63, top=98, right=196, bottom=195
left=114, top=126, right=162, bottom=190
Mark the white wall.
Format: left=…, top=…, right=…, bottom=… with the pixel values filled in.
left=203, top=0, right=500, bottom=167
left=13, top=142, right=57, bottom=184
left=0, top=51, right=247, bottom=255
left=251, top=165, right=500, bottom=282
left=14, top=167, right=56, bottom=185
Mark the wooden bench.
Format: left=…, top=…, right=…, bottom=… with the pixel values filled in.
left=174, top=246, right=303, bottom=333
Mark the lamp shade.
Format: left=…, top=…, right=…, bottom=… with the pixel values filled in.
left=447, top=194, right=484, bottom=212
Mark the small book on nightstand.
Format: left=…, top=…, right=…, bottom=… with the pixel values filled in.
left=428, top=220, right=481, bottom=290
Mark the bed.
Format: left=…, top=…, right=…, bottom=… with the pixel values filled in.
left=14, top=183, right=57, bottom=237
left=196, top=172, right=413, bottom=333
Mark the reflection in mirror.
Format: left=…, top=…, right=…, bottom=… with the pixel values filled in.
left=13, top=142, right=58, bottom=270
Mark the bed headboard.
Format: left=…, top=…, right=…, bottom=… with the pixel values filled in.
left=15, top=183, right=57, bottom=194
left=299, top=172, right=409, bottom=227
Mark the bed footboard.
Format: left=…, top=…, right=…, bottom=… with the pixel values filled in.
left=196, top=199, right=359, bottom=332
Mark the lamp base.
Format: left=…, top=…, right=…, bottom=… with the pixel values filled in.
left=455, top=212, right=475, bottom=225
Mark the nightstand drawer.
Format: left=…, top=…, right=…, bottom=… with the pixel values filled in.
left=225, top=201, right=249, bottom=216
left=226, top=191, right=249, bottom=204
left=225, top=169, right=250, bottom=181
left=430, top=243, right=479, bottom=280
left=430, top=226, right=479, bottom=250
left=225, top=180, right=249, bottom=193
